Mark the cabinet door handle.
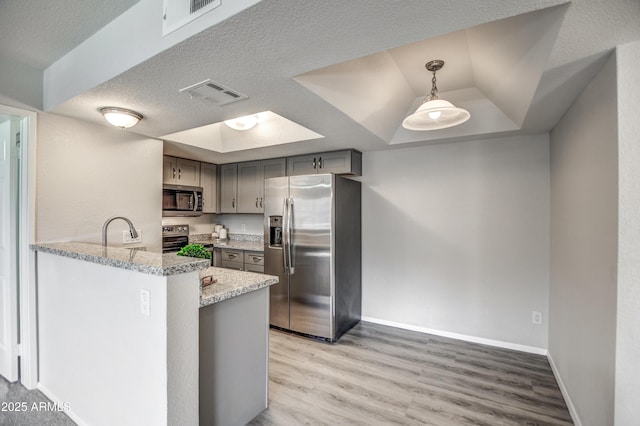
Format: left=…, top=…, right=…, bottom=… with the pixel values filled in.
left=256, top=197, right=259, bottom=208
left=178, top=168, right=182, bottom=179
left=229, top=254, right=237, bottom=259
left=312, top=158, right=316, bottom=169
left=252, top=256, right=262, bottom=262
left=172, top=167, right=176, bottom=179
left=232, top=198, right=235, bottom=208
left=260, top=197, right=263, bottom=208
left=318, top=157, right=323, bottom=169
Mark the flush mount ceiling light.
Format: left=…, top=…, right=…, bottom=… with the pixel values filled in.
left=224, top=114, right=259, bottom=131
left=98, top=107, right=143, bottom=129
left=402, top=60, right=470, bottom=131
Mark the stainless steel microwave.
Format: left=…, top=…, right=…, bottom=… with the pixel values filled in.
left=163, top=184, right=203, bottom=216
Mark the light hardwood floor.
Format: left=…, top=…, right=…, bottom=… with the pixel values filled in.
left=249, top=321, right=573, bottom=426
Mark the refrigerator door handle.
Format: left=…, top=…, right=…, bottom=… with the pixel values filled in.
left=288, top=197, right=295, bottom=275
left=282, top=198, right=289, bottom=273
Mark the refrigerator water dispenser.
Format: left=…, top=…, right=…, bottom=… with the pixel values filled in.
left=269, top=216, right=283, bottom=247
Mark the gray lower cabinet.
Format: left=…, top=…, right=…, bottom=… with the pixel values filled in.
left=220, top=249, right=264, bottom=273
left=244, top=251, right=264, bottom=273
left=220, top=248, right=243, bottom=270
left=200, top=286, right=269, bottom=426
left=287, top=149, right=362, bottom=176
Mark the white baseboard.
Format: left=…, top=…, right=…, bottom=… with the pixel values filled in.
left=37, top=383, right=88, bottom=426
left=547, top=352, right=582, bottom=426
left=361, top=316, right=548, bottom=356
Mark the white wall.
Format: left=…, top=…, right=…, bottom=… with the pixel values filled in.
left=548, top=53, right=618, bottom=426
left=36, top=114, right=163, bottom=251
left=37, top=253, right=169, bottom=426
left=0, top=57, right=42, bottom=110
left=361, top=134, right=550, bottom=351
left=615, top=40, right=640, bottom=426
left=37, top=252, right=200, bottom=426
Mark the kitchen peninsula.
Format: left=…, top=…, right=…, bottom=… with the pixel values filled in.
left=32, top=242, right=277, bottom=426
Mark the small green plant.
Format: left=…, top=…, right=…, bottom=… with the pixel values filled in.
left=176, top=243, right=212, bottom=260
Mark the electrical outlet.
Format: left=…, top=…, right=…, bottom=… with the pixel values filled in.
left=241, top=223, right=247, bottom=232
left=140, top=289, right=150, bottom=316
left=123, top=229, right=142, bottom=244
left=532, top=311, right=543, bottom=325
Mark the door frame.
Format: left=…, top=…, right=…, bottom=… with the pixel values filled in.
left=1, top=104, right=38, bottom=389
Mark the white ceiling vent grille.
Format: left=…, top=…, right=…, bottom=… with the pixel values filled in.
left=191, top=0, right=216, bottom=14
left=163, top=0, right=222, bottom=36
left=179, top=79, right=248, bottom=106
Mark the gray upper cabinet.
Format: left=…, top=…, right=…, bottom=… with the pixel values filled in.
left=237, top=158, right=286, bottom=213
left=261, top=158, right=287, bottom=180
left=238, top=161, right=261, bottom=213
left=163, top=156, right=201, bottom=186
left=200, top=162, right=218, bottom=213
left=286, top=153, right=317, bottom=176
left=286, top=150, right=361, bottom=176
left=163, top=156, right=176, bottom=183
left=219, top=163, right=238, bottom=213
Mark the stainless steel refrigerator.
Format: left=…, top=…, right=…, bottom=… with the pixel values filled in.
left=264, top=174, right=361, bottom=342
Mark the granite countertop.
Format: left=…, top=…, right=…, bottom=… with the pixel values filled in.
left=32, top=242, right=210, bottom=276
left=189, top=234, right=264, bottom=252
left=199, top=267, right=278, bottom=307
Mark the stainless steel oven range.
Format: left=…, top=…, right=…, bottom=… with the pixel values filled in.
left=162, top=224, right=189, bottom=253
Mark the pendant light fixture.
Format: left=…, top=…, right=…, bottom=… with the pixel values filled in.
left=99, top=107, right=143, bottom=129
left=402, top=60, right=470, bottom=131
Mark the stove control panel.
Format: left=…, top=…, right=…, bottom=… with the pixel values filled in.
left=162, top=224, right=190, bottom=236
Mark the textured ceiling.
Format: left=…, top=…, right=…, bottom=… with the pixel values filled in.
left=0, top=0, right=140, bottom=69
left=2, top=0, right=640, bottom=163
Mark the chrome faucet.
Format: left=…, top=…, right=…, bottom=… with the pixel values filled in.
left=102, top=216, right=139, bottom=246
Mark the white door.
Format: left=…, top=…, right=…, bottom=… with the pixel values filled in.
left=0, top=119, right=19, bottom=381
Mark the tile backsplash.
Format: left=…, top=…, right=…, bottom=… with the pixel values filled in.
left=162, top=213, right=263, bottom=236
left=162, top=215, right=217, bottom=234
left=217, top=214, right=263, bottom=235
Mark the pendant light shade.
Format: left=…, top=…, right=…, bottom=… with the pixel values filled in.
left=402, top=60, right=470, bottom=131
left=402, top=99, right=470, bottom=131
left=99, top=107, right=143, bottom=129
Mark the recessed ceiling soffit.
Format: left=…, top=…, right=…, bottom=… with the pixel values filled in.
left=294, top=5, right=568, bottom=146
left=161, top=111, right=324, bottom=153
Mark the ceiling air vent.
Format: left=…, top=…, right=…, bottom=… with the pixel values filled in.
left=179, top=79, right=248, bottom=106
left=191, top=0, right=216, bottom=14
left=163, top=0, right=222, bottom=36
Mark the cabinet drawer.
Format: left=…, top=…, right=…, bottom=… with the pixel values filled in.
left=221, top=249, right=242, bottom=262
left=244, top=251, right=264, bottom=266
left=244, top=263, right=264, bottom=273
left=221, top=260, right=243, bottom=270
